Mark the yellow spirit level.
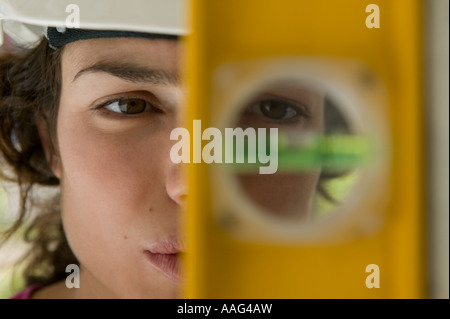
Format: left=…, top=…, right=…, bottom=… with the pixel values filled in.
left=184, top=0, right=425, bottom=298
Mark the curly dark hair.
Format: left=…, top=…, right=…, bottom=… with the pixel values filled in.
left=0, top=38, right=78, bottom=287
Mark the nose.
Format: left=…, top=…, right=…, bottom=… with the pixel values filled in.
left=166, top=162, right=188, bottom=206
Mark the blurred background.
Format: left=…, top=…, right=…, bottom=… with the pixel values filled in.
left=425, top=0, right=449, bottom=300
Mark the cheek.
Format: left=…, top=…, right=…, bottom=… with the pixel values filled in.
left=58, top=118, right=167, bottom=212
left=55, top=109, right=173, bottom=254
left=237, top=171, right=320, bottom=219
left=55, top=108, right=178, bottom=293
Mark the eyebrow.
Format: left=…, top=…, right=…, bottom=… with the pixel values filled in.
left=73, top=61, right=179, bottom=85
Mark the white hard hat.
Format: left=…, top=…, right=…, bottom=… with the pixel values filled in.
left=0, top=0, right=188, bottom=47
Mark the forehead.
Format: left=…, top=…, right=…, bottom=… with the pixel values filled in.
left=61, top=37, right=180, bottom=78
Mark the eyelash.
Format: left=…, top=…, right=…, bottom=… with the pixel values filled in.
left=92, top=94, right=164, bottom=118
left=245, top=97, right=311, bottom=124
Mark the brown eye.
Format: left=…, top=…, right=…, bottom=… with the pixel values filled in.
left=258, top=100, right=297, bottom=120
left=104, top=98, right=147, bottom=114
left=119, top=99, right=146, bottom=114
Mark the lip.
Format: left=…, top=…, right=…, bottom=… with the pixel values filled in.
left=144, top=237, right=185, bottom=282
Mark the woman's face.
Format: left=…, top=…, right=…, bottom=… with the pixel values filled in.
left=49, top=36, right=323, bottom=298
left=53, top=37, right=185, bottom=298
left=236, top=84, right=324, bottom=220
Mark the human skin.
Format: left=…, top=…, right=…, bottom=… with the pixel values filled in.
left=32, top=38, right=322, bottom=298
left=236, top=84, right=324, bottom=220
left=35, top=37, right=186, bottom=298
